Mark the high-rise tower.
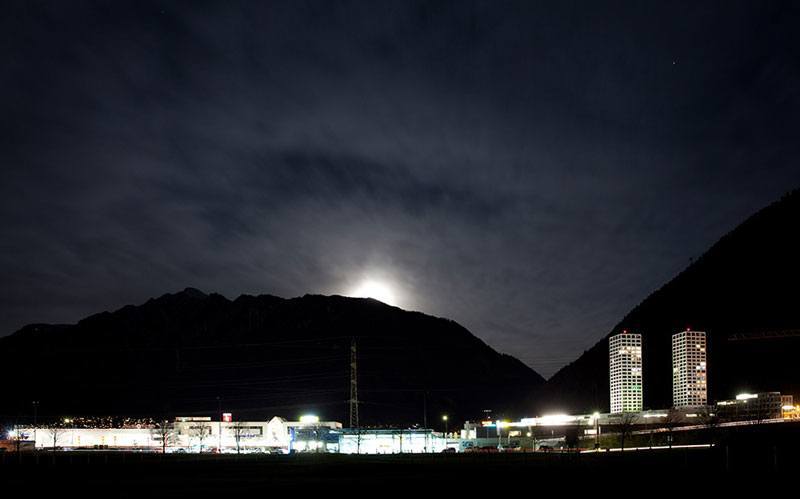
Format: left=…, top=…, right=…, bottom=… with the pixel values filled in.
left=672, top=330, right=707, bottom=407
left=609, top=331, right=643, bottom=413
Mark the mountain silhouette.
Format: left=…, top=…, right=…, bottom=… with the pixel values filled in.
left=1, top=291, right=543, bottom=425
left=542, top=189, right=800, bottom=413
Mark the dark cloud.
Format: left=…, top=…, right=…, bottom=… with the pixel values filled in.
left=2, top=1, right=799, bottom=376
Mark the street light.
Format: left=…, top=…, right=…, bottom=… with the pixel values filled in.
left=300, top=415, right=321, bottom=453
left=497, top=421, right=502, bottom=449
left=527, top=426, right=533, bottom=452
left=442, top=415, right=448, bottom=449
left=593, top=412, right=600, bottom=450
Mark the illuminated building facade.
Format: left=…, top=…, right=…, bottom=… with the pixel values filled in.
left=609, top=331, right=643, bottom=413
left=782, top=395, right=800, bottom=419
left=11, top=416, right=342, bottom=453
left=716, top=392, right=784, bottom=421
left=9, top=417, right=455, bottom=454
left=672, top=330, right=707, bottom=407
left=337, top=429, right=445, bottom=454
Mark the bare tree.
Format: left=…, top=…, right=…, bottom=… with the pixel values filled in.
left=662, top=408, right=682, bottom=448
left=44, top=425, right=64, bottom=455
left=617, top=412, right=638, bottom=451
left=231, top=421, right=251, bottom=454
left=9, top=423, right=28, bottom=453
left=151, top=420, right=176, bottom=454
left=697, top=406, right=721, bottom=445
left=189, top=424, right=211, bottom=453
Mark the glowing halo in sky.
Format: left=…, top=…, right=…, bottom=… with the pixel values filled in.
left=348, top=280, right=398, bottom=306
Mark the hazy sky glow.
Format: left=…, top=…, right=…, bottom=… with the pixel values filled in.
left=1, top=1, right=799, bottom=376
left=348, top=280, right=399, bottom=308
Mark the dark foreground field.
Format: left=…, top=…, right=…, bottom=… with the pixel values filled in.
left=0, top=442, right=796, bottom=496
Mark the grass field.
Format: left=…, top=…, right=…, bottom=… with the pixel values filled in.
left=0, top=444, right=794, bottom=494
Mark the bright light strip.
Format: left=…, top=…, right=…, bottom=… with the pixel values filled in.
left=736, top=393, right=758, bottom=400
left=299, top=415, right=319, bottom=424
left=538, top=414, right=575, bottom=426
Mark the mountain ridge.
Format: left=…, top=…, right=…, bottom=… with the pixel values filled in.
left=1, top=289, right=544, bottom=424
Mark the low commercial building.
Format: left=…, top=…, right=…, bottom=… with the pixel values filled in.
left=716, top=392, right=784, bottom=421
left=10, top=416, right=342, bottom=454
left=9, top=417, right=452, bottom=454
left=337, top=429, right=445, bottom=454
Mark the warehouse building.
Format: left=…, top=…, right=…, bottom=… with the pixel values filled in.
left=11, top=415, right=342, bottom=454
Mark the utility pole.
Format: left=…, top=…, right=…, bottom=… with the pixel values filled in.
left=349, top=338, right=359, bottom=428
left=423, top=391, right=428, bottom=429
left=217, top=396, right=222, bottom=454
left=32, top=401, right=39, bottom=446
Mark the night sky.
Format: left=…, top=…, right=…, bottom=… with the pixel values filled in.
left=2, top=1, right=799, bottom=377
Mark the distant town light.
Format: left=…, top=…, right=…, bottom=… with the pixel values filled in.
left=736, top=393, right=758, bottom=400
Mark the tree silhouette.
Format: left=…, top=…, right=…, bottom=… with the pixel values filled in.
left=618, top=412, right=638, bottom=451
